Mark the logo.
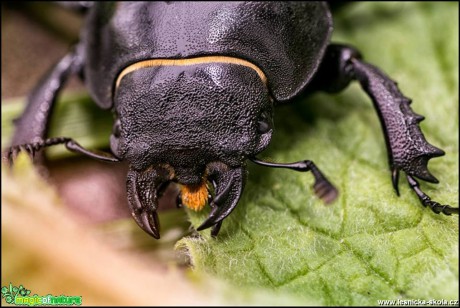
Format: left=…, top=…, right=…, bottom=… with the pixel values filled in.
left=1, top=283, right=82, bottom=306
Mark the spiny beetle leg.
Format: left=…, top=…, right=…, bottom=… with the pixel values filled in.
left=406, top=175, right=458, bottom=215
left=349, top=56, right=446, bottom=186
left=310, top=44, right=456, bottom=215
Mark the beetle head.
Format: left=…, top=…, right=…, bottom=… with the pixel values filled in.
left=111, top=61, right=273, bottom=237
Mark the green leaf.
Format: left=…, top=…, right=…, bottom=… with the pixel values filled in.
left=179, top=2, right=458, bottom=305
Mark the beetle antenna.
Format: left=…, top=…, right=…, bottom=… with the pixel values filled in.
left=249, top=156, right=338, bottom=204
left=3, top=137, right=120, bottom=164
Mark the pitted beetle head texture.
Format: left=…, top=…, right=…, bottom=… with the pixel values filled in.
left=111, top=62, right=273, bottom=185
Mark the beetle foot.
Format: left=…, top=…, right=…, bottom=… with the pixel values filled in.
left=4, top=136, right=120, bottom=166
left=3, top=145, right=27, bottom=166
left=3, top=141, right=44, bottom=166
left=406, top=175, right=458, bottom=215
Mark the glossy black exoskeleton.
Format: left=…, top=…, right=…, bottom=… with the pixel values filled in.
left=6, top=2, right=458, bottom=239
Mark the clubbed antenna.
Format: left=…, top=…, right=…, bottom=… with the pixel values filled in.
left=249, top=157, right=338, bottom=204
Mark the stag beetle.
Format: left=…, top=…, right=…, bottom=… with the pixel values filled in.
left=7, top=2, right=458, bottom=239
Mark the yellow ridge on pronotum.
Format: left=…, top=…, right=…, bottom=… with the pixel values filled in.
left=115, top=56, right=267, bottom=89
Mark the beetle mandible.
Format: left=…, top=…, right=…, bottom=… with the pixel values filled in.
left=6, top=2, right=458, bottom=239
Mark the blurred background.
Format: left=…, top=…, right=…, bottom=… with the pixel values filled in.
left=2, top=2, right=83, bottom=99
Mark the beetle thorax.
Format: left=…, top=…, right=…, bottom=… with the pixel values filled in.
left=110, top=60, right=273, bottom=186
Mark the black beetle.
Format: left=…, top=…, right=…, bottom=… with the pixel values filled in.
left=6, top=2, right=458, bottom=239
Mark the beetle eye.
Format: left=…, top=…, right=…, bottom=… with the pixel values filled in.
left=113, top=119, right=121, bottom=138
left=257, top=111, right=272, bottom=134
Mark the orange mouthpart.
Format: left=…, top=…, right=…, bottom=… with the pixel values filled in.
left=180, top=181, right=209, bottom=211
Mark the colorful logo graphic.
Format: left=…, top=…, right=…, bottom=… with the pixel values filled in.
left=1, top=283, right=82, bottom=306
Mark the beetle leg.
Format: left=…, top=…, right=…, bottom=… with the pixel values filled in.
left=406, top=175, right=458, bottom=215
left=309, top=43, right=456, bottom=215
left=2, top=137, right=120, bottom=165
left=3, top=137, right=70, bottom=165
left=196, top=165, right=246, bottom=234
left=11, top=44, right=85, bottom=163
left=250, top=157, right=338, bottom=204
left=349, top=57, right=445, bottom=182
left=126, top=166, right=171, bottom=239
